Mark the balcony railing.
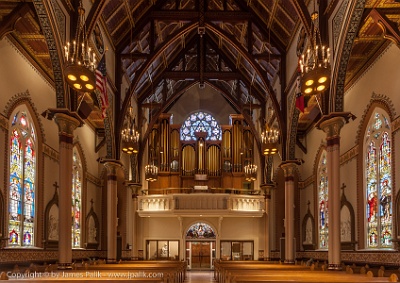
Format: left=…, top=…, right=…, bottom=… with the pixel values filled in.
left=137, top=193, right=265, bottom=217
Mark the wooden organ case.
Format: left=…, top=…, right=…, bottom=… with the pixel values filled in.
left=146, top=113, right=257, bottom=194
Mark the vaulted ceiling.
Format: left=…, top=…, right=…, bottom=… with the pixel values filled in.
left=1, top=0, right=400, bottom=146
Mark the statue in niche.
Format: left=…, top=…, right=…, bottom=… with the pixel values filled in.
left=48, top=214, right=59, bottom=241
left=340, top=218, right=351, bottom=242
left=304, top=219, right=313, bottom=245
left=88, top=217, right=97, bottom=243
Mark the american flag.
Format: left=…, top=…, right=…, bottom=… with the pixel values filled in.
left=96, top=55, right=108, bottom=118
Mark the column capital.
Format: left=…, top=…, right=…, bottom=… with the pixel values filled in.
left=315, top=112, right=355, bottom=139
left=260, top=183, right=275, bottom=199
left=279, top=160, right=301, bottom=178
left=52, top=108, right=84, bottom=136
left=125, top=181, right=142, bottom=197
left=101, top=159, right=123, bottom=175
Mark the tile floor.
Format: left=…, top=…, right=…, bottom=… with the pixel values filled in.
left=185, top=270, right=215, bottom=283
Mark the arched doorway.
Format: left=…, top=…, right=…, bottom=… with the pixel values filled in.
left=185, top=222, right=216, bottom=270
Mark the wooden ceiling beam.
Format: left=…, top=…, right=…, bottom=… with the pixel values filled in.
left=369, top=8, right=400, bottom=47
left=0, top=2, right=32, bottom=40
left=150, top=10, right=251, bottom=21
left=85, top=0, right=107, bottom=36
left=290, top=0, right=313, bottom=39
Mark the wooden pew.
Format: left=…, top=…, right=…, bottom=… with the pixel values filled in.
left=76, top=260, right=186, bottom=283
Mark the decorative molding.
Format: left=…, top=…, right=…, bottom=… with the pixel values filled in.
left=392, top=116, right=400, bottom=133
left=0, top=114, right=8, bottom=130
left=333, top=0, right=366, bottom=112
left=32, top=0, right=66, bottom=108
left=302, top=175, right=314, bottom=189
left=3, top=90, right=46, bottom=144
left=339, top=145, right=359, bottom=165
left=50, top=0, right=65, bottom=42
left=5, top=37, right=55, bottom=89
left=355, top=93, right=396, bottom=145
left=86, top=172, right=101, bottom=186
left=43, top=144, right=59, bottom=162
left=332, top=0, right=350, bottom=53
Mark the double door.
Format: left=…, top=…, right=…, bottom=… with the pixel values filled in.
left=186, top=241, right=215, bottom=270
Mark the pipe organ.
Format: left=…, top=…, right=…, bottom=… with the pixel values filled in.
left=145, top=113, right=257, bottom=193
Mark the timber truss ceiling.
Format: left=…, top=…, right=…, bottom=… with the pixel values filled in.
left=1, top=0, right=400, bottom=140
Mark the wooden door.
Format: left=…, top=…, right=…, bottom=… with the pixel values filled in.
left=191, top=242, right=211, bottom=269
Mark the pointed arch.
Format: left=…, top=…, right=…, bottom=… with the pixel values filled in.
left=8, top=105, right=39, bottom=247
left=357, top=102, right=393, bottom=249
left=72, top=143, right=86, bottom=248
left=315, top=147, right=328, bottom=250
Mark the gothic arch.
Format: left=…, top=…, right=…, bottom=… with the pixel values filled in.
left=340, top=186, right=356, bottom=250
left=72, top=142, right=87, bottom=248
left=355, top=93, right=396, bottom=145
left=85, top=202, right=100, bottom=249
left=330, top=0, right=366, bottom=112
left=301, top=204, right=315, bottom=250
left=44, top=185, right=59, bottom=249
left=4, top=91, right=46, bottom=144
left=356, top=101, right=395, bottom=249
left=5, top=95, right=45, bottom=247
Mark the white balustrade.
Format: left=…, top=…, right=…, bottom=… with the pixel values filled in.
left=138, top=193, right=264, bottom=216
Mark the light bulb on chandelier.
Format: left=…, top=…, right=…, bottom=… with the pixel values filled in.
left=121, top=105, right=139, bottom=154
left=299, top=9, right=331, bottom=97
left=63, top=0, right=97, bottom=92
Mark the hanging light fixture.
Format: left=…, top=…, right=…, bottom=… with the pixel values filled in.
left=298, top=4, right=331, bottom=97
left=261, top=126, right=279, bottom=155
left=121, top=105, right=139, bottom=154
left=145, top=157, right=159, bottom=182
left=145, top=81, right=158, bottom=182
left=243, top=85, right=257, bottom=182
left=63, top=0, right=96, bottom=92
left=244, top=150, right=257, bottom=182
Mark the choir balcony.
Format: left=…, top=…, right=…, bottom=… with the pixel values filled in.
left=137, top=192, right=265, bottom=217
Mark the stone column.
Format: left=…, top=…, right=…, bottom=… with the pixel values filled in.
left=54, top=111, right=82, bottom=269
left=128, top=184, right=140, bottom=260
left=280, top=161, right=299, bottom=264
left=102, top=160, right=122, bottom=263
left=316, top=112, right=353, bottom=270
left=261, top=184, right=273, bottom=261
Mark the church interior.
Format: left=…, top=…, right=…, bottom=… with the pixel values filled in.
left=1, top=0, right=400, bottom=282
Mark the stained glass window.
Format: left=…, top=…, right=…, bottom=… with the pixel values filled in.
left=186, top=223, right=216, bottom=239
left=72, top=148, right=82, bottom=248
left=318, top=150, right=328, bottom=249
left=365, top=111, right=392, bottom=248
left=180, top=112, right=222, bottom=141
left=8, top=111, right=36, bottom=247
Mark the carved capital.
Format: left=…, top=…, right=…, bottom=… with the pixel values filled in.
left=102, top=159, right=123, bottom=176
left=53, top=112, right=81, bottom=137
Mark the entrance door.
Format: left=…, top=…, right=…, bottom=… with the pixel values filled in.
left=188, top=241, right=214, bottom=269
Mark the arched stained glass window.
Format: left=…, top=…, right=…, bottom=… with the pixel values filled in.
left=318, top=150, right=328, bottom=249
left=9, top=110, right=36, bottom=247
left=365, top=110, right=392, bottom=248
left=180, top=112, right=222, bottom=141
left=72, top=148, right=82, bottom=248
left=186, top=222, right=216, bottom=239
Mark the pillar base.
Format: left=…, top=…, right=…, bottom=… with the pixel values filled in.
left=57, top=263, right=73, bottom=270
left=264, top=257, right=271, bottom=261
left=328, top=263, right=342, bottom=271
left=107, top=259, right=117, bottom=264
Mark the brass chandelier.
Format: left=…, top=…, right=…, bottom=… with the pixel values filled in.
left=63, top=0, right=96, bottom=92
left=121, top=105, right=139, bottom=154
left=261, top=126, right=279, bottom=155
left=299, top=9, right=331, bottom=97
